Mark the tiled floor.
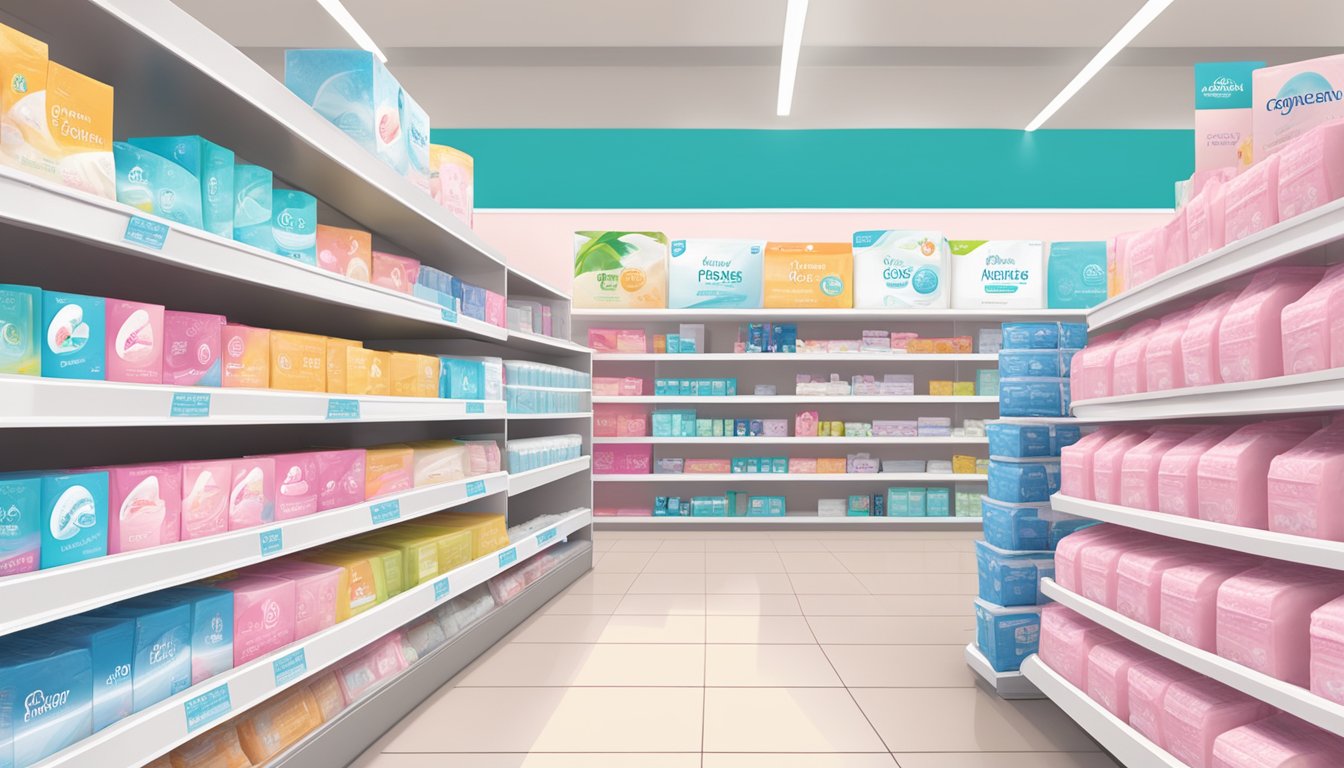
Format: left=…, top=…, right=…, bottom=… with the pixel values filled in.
left=355, top=530, right=1119, bottom=768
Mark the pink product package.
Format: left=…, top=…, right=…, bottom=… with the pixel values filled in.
left=1110, top=320, right=1161, bottom=396
left=594, top=404, right=648, bottom=438
left=593, top=444, right=652, bottom=474
left=788, top=457, right=818, bottom=474
left=1161, top=208, right=1189, bottom=273
left=1224, top=154, right=1282, bottom=244
left=1086, top=641, right=1158, bottom=723
left=313, top=449, right=367, bottom=512
left=484, top=290, right=506, bottom=328
left=1127, top=658, right=1203, bottom=749
left=162, top=311, right=225, bottom=387
left=463, top=440, right=502, bottom=474
left=1278, top=120, right=1344, bottom=221
left=1079, top=536, right=1179, bottom=610
left=105, top=299, right=166, bottom=384
left=1218, top=267, right=1324, bottom=383
left=1060, top=426, right=1119, bottom=500
left=1161, top=559, right=1261, bottom=652
left=229, top=457, right=276, bottom=530
left=371, top=251, right=420, bottom=294
left=1125, top=228, right=1163, bottom=287
left=180, top=459, right=233, bottom=541
left=1163, top=677, right=1275, bottom=768
left=1281, top=262, right=1344, bottom=376
left=1120, top=427, right=1203, bottom=511
left=256, top=453, right=320, bottom=522
left=1253, top=55, right=1344, bottom=162
left=684, top=458, right=731, bottom=474
left=593, top=377, right=643, bottom=397
left=1216, top=562, right=1344, bottom=686
left=1268, top=423, right=1344, bottom=540
left=248, top=560, right=342, bottom=640
left=1144, top=305, right=1201, bottom=392
left=1069, top=332, right=1122, bottom=402
left=1038, top=604, right=1121, bottom=691
left=1157, top=426, right=1239, bottom=518
left=1053, top=524, right=1119, bottom=592
left=586, top=328, right=620, bottom=353
left=1115, top=542, right=1214, bottom=628
left=1180, top=291, right=1240, bottom=388
left=1311, top=595, right=1344, bottom=705
left=106, top=463, right=183, bottom=554
left=1212, top=713, right=1344, bottom=768
left=1092, top=430, right=1150, bottom=506
left=337, top=633, right=410, bottom=703
left=1186, top=178, right=1230, bottom=262
left=217, top=573, right=297, bottom=665
left=1196, top=418, right=1319, bottom=528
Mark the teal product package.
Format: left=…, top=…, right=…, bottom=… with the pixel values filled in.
left=271, top=189, right=317, bottom=265
left=113, top=142, right=205, bottom=229
left=39, top=471, right=108, bottom=568
left=1047, top=241, right=1108, bottom=309
left=233, top=163, right=275, bottom=251
left=41, top=291, right=105, bottom=380
left=129, top=136, right=235, bottom=237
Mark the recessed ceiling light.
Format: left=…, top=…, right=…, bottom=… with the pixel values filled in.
left=1025, top=0, right=1175, bottom=131
left=315, top=0, right=388, bottom=63
left=776, top=0, right=810, bottom=117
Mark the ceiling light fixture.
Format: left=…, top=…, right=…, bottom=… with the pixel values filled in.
left=776, top=0, right=810, bottom=117
left=315, top=0, right=388, bottom=63
left=1024, top=0, right=1175, bottom=131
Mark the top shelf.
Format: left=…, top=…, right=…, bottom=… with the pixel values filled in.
left=1087, top=197, right=1344, bottom=334
left=4, top=0, right=506, bottom=281
left=572, top=308, right=1086, bottom=321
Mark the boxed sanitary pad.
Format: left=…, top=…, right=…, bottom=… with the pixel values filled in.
left=1047, top=241, right=1108, bottom=309
left=1194, top=61, right=1263, bottom=171
left=668, top=238, right=765, bottom=308
left=852, top=230, right=948, bottom=308
left=113, top=142, right=204, bottom=228
left=232, top=163, right=275, bottom=252
left=573, top=231, right=669, bottom=308
left=285, top=49, right=408, bottom=174
left=949, top=240, right=1045, bottom=309
left=763, top=242, right=852, bottom=308
left=128, top=135, right=234, bottom=236
left=1253, top=53, right=1344, bottom=163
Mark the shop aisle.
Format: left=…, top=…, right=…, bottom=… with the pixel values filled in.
left=352, top=530, right=1118, bottom=767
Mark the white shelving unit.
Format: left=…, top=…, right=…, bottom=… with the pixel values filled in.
left=594, top=436, right=988, bottom=445
left=596, top=352, right=998, bottom=362
left=508, top=457, right=593, bottom=496
left=604, top=514, right=982, bottom=527
left=595, top=472, right=987, bottom=483
left=575, top=308, right=1085, bottom=321
left=1070, top=368, right=1344, bottom=421
left=963, top=644, right=1042, bottom=700
left=593, top=395, right=999, bottom=405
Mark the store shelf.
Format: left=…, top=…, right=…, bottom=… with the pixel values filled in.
left=963, top=644, right=1042, bottom=700
left=32, top=508, right=591, bottom=768
left=593, top=395, right=998, bottom=405
left=508, top=330, right=591, bottom=355
left=594, top=473, right=987, bottom=483
left=0, top=376, right=504, bottom=428
left=507, top=412, right=594, bottom=420
left=1069, top=368, right=1344, bottom=421
left=595, top=515, right=983, bottom=526
left=1020, top=656, right=1185, bottom=768
left=595, top=353, right=998, bottom=362
left=1042, top=579, right=1344, bottom=736
left=508, top=457, right=593, bottom=496
left=0, top=473, right=509, bottom=638
left=1088, top=197, right=1344, bottom=333
left=1050, top=494, right=1344, bottom=572
left=506, top=266, right=571, bottom=301
left=574, top=309, right=1085, bottom=321
left=593, top=436, right=988, bottom=445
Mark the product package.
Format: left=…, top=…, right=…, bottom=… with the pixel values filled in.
left=762, top=242, right=852, bottom=308
left=162, top=311, right=224, bottom=387
left=233, top=163, right=275, bottom=252
left=284, top=49, right=407, bottom=173
left=1194, top=61, right=1263, bottom=170
left=20, top=62, right=114, bottom=198
left=271, top=189, right=317, bottom=265
left=1253, top=53, right=1344, bottom=162
left=668, top=238, right=765, bottom=308
left=316, top=224, right=373, bottom=282
left=42, top=290, right=105, bottom=380
left=573, top=231, right=669, bottom=308
left=948, top=240, right=1044, bottom=309
left=128, top=135, right=234, bottom=236
left=112, top=142, right=204, bottom=228
left=105, top=299, right=164, bottom=384
left=0, top=283, right=41, bottom=376
left=430, top=144, right=474, bottom=226
left=852, top=230, right=947, bottom=308
left=1047, top=241, right=1109, bottom=309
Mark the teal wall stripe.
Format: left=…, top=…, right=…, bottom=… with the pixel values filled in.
left=430, top=128, right=1192, bottom=210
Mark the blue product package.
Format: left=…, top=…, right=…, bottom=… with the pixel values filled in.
left=41, top=291, right=106, bottom=380
left=986, top=423, right=1053, bottom=458
left=926, top=487, right=950, bottom=517
left=981, top=496, right=1052, bottom=551
left=886, top=488, right=910, bottom=517
left=29, top=616, right=133, bottom=731
left=440, top=358, right=484, bottom=400
left=271, top=189, right=317, bottom=265
left=998, top=349, right=1064, bottom=378
left=0, top=640, right=93, bottom=765
left=1001, top=322, right=1060, bottom=349
left=974, top=540, right=1054, bottom=606
left=1059, top=348, right=1081, bottom=378
left=1051, top=425, right=1084, bottom=453
left=128, top=136, right=234, bottom=237
left=907, top=488, right=927, bottom=516
left=0, top=474, right=41, bottom=576
left=284, top=49, right=407, bottom=173
left=1059, top=323, right=1087, bottom=348
left=90, top=599, right=192, bottom=713
left=400, top=88, right=431, bottom=193
left=998, top=377, right=1068, bottom=417
left=1047, top=241, right=1108, bottom=309
left=973, top=599, right=1042, bottom=672
left=140, top=587, right=234, bottom=685
left=39, top=471, right=108, bottom=569
left=232, top=164, right=275, bottom=251
left=987, top=457, right=1060, bottom=503
left=112, top=142, right=205, bottom=229
left=461, top=284, right=487, bottom=321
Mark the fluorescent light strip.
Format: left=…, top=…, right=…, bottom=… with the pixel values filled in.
left=315, top=0, right=388, bottom=63
left=776, top=0, right=810, bottom=117
left=1024, top=0, right=1174, bottom=131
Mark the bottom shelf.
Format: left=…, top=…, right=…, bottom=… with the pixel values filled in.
left=596, top=515, right=983, bottom=529
left=269, top=545, right=593, bottom=767
left=1020, top=656, right=1184, bottom=768
left=963, top=644, right=1042, bottom=700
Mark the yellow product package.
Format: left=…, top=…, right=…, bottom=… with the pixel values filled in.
left=270, top=330, right=327, bottom=392
left=572, top=231, right=669, bottom=308
left=422, top=512, right=509, bottom=559
left=346, top=347, right=391, bottom=396
left=168, top=724, right=251, bottom=768
left=235, top=686, right=325, bottom=764
left=0, top=23, right=47, bottom=173
left=360, top=528, right=443, bottom=588
left=35, top=63, right=114, bottom=198
left=325, top=337, right=363, bottom=394
left=391, top=524, right=475, bottom=572
left=300, top=548, right=385, bottom=621
left=762, top=242, right=853, bottom=308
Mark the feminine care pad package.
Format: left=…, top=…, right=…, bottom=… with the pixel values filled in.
left=1194, top=61, right=1263, bottom=171
left=1253, top=53, right=1344, bottom=163
left=572, top=231, right=669, bottom=308
left=0, top=283, right=41, bottom=376
left=233, top=164, right=275, bottom=252
left=852, top=230, right=948, bottom=308
left=1047, top=242, right=1108, bottom=309
left=284, top=49, right=408, bottom=175
left=128, top=135, right=235, bottom=237
left=112, top=142, right=204, bottom=228
left=763, top=242, right=852, bottom=308
left=4, top=56, right=114, bottom=199
left=668, top=239, right=765, bottom=308
left=948, top=240, right=1045, bottom=309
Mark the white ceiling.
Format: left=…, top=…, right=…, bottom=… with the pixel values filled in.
left=172, top=0, right=1344, bottom=129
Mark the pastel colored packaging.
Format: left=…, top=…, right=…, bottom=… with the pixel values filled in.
left=180, top=459, right=232, bottom=540
left=573, top=231, right=670, bottom=308
left=0, top=474, right=40, bottom=575
left=235, top=684, right=324, bottom=764
left=221, top=324, right=270, bottom=388
left=762, top=241, right=853, bottom=308
left=345, top=347, right=391, bottom=395
left=975, top=540, right=1053, bottom=606
left=9, top=61, right=114, bottom=198
left=229, top=457, right=275, bottom=529
left=42, top=290, right=105, bottom=380
left=258, top=452, right=319, bottom=521
left=271, top=189, right=318, bottom=265
left=314, top=448, right=367, bottom=511
left=400, top=88, right=431, bottom=194
left=39, top=470, right=108, bottom=569
left=169, top=724, right=251, bottom=768
left=128, top=136, right=235, bottom=237
left=212, top=573, right=296, bottom=666
left=372, top=250, right=420, bottom=294
left=105, top=299, right=164, bottom=384
left=852, top=230, right=945, bottom=308
left=269, top=330, right=327, bottom=392
left=137, top=586, right=234, bottom=685
left=301, top=548, right=385, bottom=621
left=1253, top=53, right=1344, bottom=163
left=324, top=337, right=362, bottom=394
left=31, top=615, right=133, bottom=731
left=1046, top=241, right=1108, bottom=309
left=106, top=463, right=182, bottom=554
left=249, top=560, right=341, bottom=640
left=232, top=163, right=275, bottom=251
left=1195, top=61, right=1262, bottom=171
left=974, top=599, right=1042, bottom=673
left=667, top=238, right=765, bottom=308
left=1217, top=266, right=1322, bottom=383
left=90, top=599, right=192, bottom=713
left=284, top=49, right=407, bottom=173
left=430, top=144, right=474, bottom=226
left=364, top=446, right=414, bottom=498
left=947, top=239, right=1044, bottom=309
left=1224, top=153, right=1281, bottom=243
left=112, top=142, right=204, bottom=228
left=1216, top=562, right=1344, bottom=686
left=1268, top=423, right=1344, bottom=540
left=0, top=283, right=41, bottom=376
left=316, top=224, right=372, bottom=282
left=0, top=23, right=48, bottom=175
left=1277, top=120, right=1344, bottom=221
left=0, top=640, right=93, bottom=765
left=162, top=310, right=224, bottom=387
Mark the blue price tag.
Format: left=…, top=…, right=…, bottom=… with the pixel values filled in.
left=272, top=649, right=307, bottom=687
left=370, top=500, right=401, bottom=525
left=466, top=401, right=485, bottom=414
left=536, top=527, right=558, bottom=546
left=326, top=398, right=361, bottom=420
left=183, top=684, right=231, bottom=732
left=124, top=215, right=169, bottom=249
left=169, top=392, right=211, bottom=418
left=441, top=306, right=458, bottom=323
left=433, top=577, right=452, bottom=601
left=466, top=480, right=487, bottom=498
left=259, top=529, right=283, bottom=556
left=498, top=547, right=517, bottom=568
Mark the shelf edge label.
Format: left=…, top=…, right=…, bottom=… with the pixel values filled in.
left=370, top=500, right=401, bottom=525
left=124, top=215, right=169, bottom=250
left=433, top=576, right=452, bottom=602
left=466, top=401, right=485, bottom=414
left=169, top=392, right=211, bottom=418
left=536, top=527, right=558, bottom=546
left=184, top=684, right=231, bottom=732
left=465, top=480, right=487, bottom=498
left=259, top=529, right=283, bottom=556
left=498, top=547, right=517, bottom=568
left=272, top=649, right=307, bottom=687
left=326, top=398, right=361, bottom=420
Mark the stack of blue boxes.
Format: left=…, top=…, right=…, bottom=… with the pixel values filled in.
left=997, top=321, right=1086, bottom=417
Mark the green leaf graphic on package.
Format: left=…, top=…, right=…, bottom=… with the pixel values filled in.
left=574, top=231, right=668, bottom=276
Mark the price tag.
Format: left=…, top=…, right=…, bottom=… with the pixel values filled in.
left=169, top=392, right=211, bottom=418
left=433, top=577, right=452, bottom=601
left=183, top=684, right=231, bottom=732
left=536, top=527, right=557, bottom=546
left=326, top=399, right=361, bottom=420
left=272, top=649, right=307, bottom=686
left=466, top=480, right=487, bottom=497
left=370, top=500, right=401, bottom=525
left=124, top=216, right=169, bottom=249
left=466, top=401, right=485, bottom=414
left=498, top=547, right=517, bottom=568
left=441, top=306, right=458, bottom=323
left=259, top=529, right=283, bottom=556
